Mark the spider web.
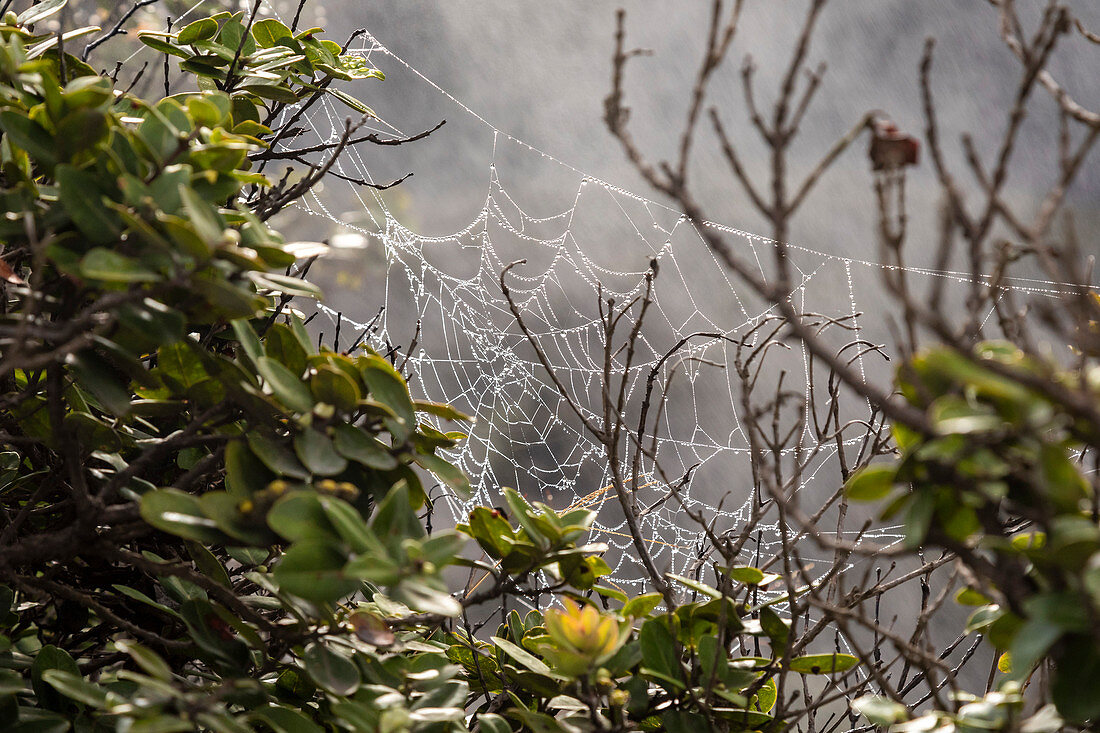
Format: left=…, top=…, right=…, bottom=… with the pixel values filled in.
left=130, top=3, right=1072, bottom=597
left=254, top=25, right=1077, bottom=598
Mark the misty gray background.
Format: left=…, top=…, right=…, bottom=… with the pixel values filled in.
left=299, top=0, right=1100, bottom=258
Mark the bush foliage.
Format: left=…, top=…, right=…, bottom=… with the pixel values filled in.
left=0, top=1, right=1095, bottom=731
left=0, top=3, right=850, bottom=732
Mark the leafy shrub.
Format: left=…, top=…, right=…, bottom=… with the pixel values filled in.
left=847, top=342, right=1100, bottom=723
left=0, top=3, right=855, bottom=731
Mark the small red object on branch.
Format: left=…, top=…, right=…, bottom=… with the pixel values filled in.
left=869, top=119, right=920, bottom=171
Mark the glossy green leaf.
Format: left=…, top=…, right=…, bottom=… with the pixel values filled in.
left=492, top=636, right=552, bottom=675
left=301, top=642, right=359, bottom=696
left=272, top=539, right=358, bottom=603
left=294, top=428, right=348, bottom=476
left=66, top=348, right=132, bottom=417
left=759, top=607, right=789, bottom=654
left=267, top=492, right=335, bottom=543
left=310, top=364, right=360, bottom=411
left=789, top=653, right=858, bottom=674
left=178, top=18, right=218, bottom=45
left=140, top=488, right=225, bottom=543
left=413, top=451, right=471, bottom=497
left=852, top=696, right=908, bottom=725
left=57, top=164, right=121, bottom=244
left=844, top=464, right=897, bottom=501
left=332, top=423, right=398, bottom=470
left=115, top=640, right=173, bottom=682
left=622, top=593, right=663, bottom=618
left=18, top=0, right=68, bottom=26
left=359, top=354, right=415, bottom=441
left=249, top=706, right=324, bottom=733
left=639, top=617, right=682, bottom=688
left=251, top=19, right=292, bottom=47
left=41, top=671, right=111, bottom=708
left=247, top=432, right=310, bottom=480
left=256, top=356, right=314, bottom=413
left=31, top=645, right=80, bottom=710
left=0, top=110, right=57, bottom=167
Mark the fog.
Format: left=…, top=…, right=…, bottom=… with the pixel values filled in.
left=299, top=0, right=1100, bottom=257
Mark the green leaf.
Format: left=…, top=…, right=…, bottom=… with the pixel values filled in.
left=851, top=695, right=908, bottom=725
left=466, top=506, right=514, bottom=559
left=929, top=395, right=1002, bottom=434
left=112, top=583, right=181, bottom=619
left=252, top=19, right=293, bottom=48
left=1052, top=641, right=1100, bottom=723
left=79, top=248, right=160, bottom=283
left=41, top=670, right=111, bottom=708
left=492, top=636, right=552, bottom=675
left=301, top=642, right=360, bottom=696
left=256, top=356, right=314, bottom=413
left=272, top=539, right=359, bottom=603
left=955, top=587, right=991, bottom=606
left=195, top=712, right=254, bottom=733
left=66, top=348, right=132, bottom=417
left=789, top=653, right=858, bottom=674
left=179, top=184, right=225, bottom=244
left=759, top=607, right=790, bottom=654
left=241, top=84, right=299, bottom=103
left=639, top=617, right=683, bottom=688
left=218, top=19, right=256, bottom=58
left=751, top=676, right=777, bottom=713
left=267, top=492, right=335, bottom=543
left=667, top=573, right=721, bottom=599
left=249, top=705, right=325, bottom=733
left=57, top=164, right=121, bottom=244
left=18, top=0, right=68, bottom=26
left=186, top=541, right=233, bottom=588
left=332, top=424, right=398, bottom=470
left=310, top=364, right=360, bottom=411
left=476, top=714, right=512, bottom=733
left=844, top=464, right=897, bottom=501
left=0, top=110, right=57, bottom=167
left=115, top=640, right=173, bottom=682
left=178, top=18, right=218, bottom=45
left=1007, top=618, right=1061, bottom=682
left=326, top=87, right=374, bottom=116
left=224, top=440, right=273, bottom=499
left=31, top=645, right=80, bottom=710
left=502, top=487, right=546, bottom=547
left=622, top=593, right=663, bottom=618
left=247, top=432, right=310, bottom=480
left=192, top=277, right=264, bottom=320
left=1040, top=444, right=1090, bottom=512
left=230, top=319, right=263, bottom=364
left=57, top=108, right=109, bottom=158
left=140, top=488, right=226, bottom=543
left=662, top=711, right=708, bottom=733
left=720, top=565, right=765, bottom=586
left=314, top=497, right=374, bottom=556
left=359, top=354, right=416, bottom=441
left=249, top=271, right=322, bottom=298
left=413, top=400, right=472, bottom=422
left=371, top=483, right=425, bottom=550
left=138, top=33, right=191, bottom=58
left=414, top=452, right=471, bottom=497
left=294, top=428, right=348, bottom=476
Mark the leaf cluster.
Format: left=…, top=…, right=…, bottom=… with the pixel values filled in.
left=847, top=341, right=1100, bottom=722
